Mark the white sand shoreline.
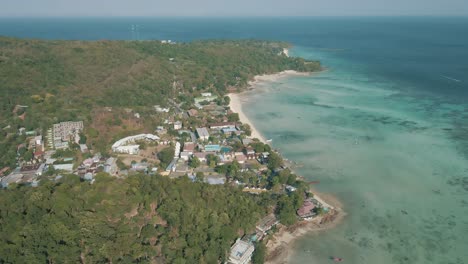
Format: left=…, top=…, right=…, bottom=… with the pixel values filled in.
left=228, top=69, right=346, bottom=264
left=228, top=70, right=310, bottom=144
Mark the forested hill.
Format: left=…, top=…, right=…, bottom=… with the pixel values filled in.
left=0, top=174, right=272, bottom=263
left=0, top=37, right=320, bottom=126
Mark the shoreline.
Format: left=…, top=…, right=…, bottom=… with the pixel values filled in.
left=265, top=191, right=346, bottom=264
left=228, top=70, right=311, bottom=144
left=228, top=69, right=345, bottom=263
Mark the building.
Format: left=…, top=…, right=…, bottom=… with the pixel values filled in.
left=256, top=214, right=279, bottom=240
left=196, top=127, right=210, bottom=141
left=193, top=151, right=215, bottom=162
left=187, top=109, right=198, bottom=117
left=53, top=164, right=74, bottom=173
left=234, top=152, right=247, bottom=164
left=222, top=127, right=238, bottom=135
left=174, top=142, right=181, bottom=158
left=201, top=92, right=212, bottom=97
left=183, top=142, right=196, bottom=154
left=180, top=151, right=191, bottom=161
left=209, top=122, right=237, bottom=130
left=297, top=199, right=317, bottom=219
left=228, top=239, right=255, bottom=264
left=114, top=145, right=140, bottom=155
left=174, top=121, right=182, bottom=130
left=52, top=121, right=83, bottom=149
left=111, top=134, right=159, bottom=154
left=154, top=105, right=170, bottom=113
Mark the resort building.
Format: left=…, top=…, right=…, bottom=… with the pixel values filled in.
left=196, top=127, right=210, bottom=141
left=111, top=134, right=159, bottom=155
left=52, top=121, right=83, bottom=149
left=297, top=199, right=317, bottom=220
left=228, top=239, right=255, bottom=264
left=209, top=122, right=237, bottom=130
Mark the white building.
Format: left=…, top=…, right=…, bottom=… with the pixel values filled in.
left=196, top=127, right=210, bottom=141
left=174, top=121, right=182, bottom=130
left=228, top=239, right=255, bottom=264
left=112, top=134, right=159, bottom=154
left=174, top=142, right=181, bottom=158
left=53, top=164, right=74, bottom=172
left=201, top=92, right=212, bottom=97
left=154, top=105, right=170, bottom=113
left=180, top=151, right=191, bottom=161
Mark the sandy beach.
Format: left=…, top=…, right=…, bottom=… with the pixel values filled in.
left=228, top=70, right=310, bottom=144
left=228, top=69, right=345, bottom=264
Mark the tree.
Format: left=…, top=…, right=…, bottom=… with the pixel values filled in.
left=252, top=242, right=266, bottom=264
left=158, top=147, right=175, bottom=168
left=206, top=154, right=219, bottom=168
left=267, top=152, right=283, bottom=170
left=79, top=133, right=87, bottom=144
left=223, top=96, right=230, bottom=105
left=23, top=150, right=33, bottom=161
left=277, top=195, right=297, bottom=226
left=195, top=172, right=205, bottom=182
left=227, top=113, right=239, bottom=122
left=189, top=156, right=200, bottom=168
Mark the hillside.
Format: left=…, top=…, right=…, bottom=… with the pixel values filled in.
left=0, top=173, right=273, bottom=263
left=0, top=37, right=320, bottom=168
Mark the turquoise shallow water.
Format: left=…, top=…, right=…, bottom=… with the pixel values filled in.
left=242, top=47, right=468, bottom=264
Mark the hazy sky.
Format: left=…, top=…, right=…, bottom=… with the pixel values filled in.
left=1, top=0, right=468, bottom=17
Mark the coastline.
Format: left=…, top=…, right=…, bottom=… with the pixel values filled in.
left=228, top=70, right=310, bottom=144
left=265, top=191, right=346, bottom=264
left=227, top=69, right=345, bottom=263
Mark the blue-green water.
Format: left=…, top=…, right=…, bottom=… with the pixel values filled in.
left=1, top=17, right=467, bottom=263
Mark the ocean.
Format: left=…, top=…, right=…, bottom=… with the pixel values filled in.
left=1, top=17, right=468, bottom=264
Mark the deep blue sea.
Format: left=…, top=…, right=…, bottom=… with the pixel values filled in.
left=1, top=17, right=468, bottom=263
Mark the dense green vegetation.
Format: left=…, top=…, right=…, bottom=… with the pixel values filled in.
left=0, top=37, right=320, bottom=169
left=0, top=173, right=275, bottom=263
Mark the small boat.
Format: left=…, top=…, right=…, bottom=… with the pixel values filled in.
left=266, top=139, right=273, bottom=143
left=331, top=257, right=343, bottom=262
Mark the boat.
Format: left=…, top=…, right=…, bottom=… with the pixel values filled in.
left=266, top=139, right=273, bottom=143
left=331, top=257, right=343, bottom=262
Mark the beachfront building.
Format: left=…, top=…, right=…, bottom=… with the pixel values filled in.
left=297, top=199, right=317, bottom=220
left=196, top=127, right=210, bottom=141
left=227, top=239, right=255, bottom=264
left=111, top=134, right=159, bottom=155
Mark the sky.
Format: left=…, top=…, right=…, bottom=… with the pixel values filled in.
left=1, top=0, right=468, bottom=17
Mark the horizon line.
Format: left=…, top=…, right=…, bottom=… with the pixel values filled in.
left=1, top=14, right=468, bottom=19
